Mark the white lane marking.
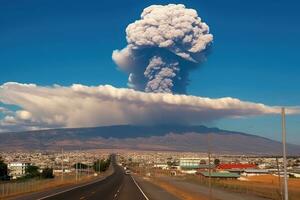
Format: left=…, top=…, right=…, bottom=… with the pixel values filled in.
left=130, top=175, right=150, bottom=200
left=37, top=174, right=111, bottom=200
left=113, top=183, right=122, bottom=200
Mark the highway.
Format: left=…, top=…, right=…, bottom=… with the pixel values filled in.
left=16, top=155, right=148, bottom=200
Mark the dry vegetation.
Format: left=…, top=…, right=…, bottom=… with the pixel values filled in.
left=0, top=167, right=113, bottom=200
left=232, top=175, right=300, bottom=200
left=188, top=174, right=300, bottom=200
left=149, top=177, right=209, bottom=200
left=134, top=166, right=300, bottom=200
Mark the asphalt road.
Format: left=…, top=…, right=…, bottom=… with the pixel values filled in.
left=15, top=155, right=148, bottom=200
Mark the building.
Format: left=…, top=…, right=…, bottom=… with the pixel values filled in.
left=8, top=162, right=30, bottom=179
left=179, top=157, right=207, bottom=169
left=199, top=172, right=240, bottom=179
left=216, top=163, right=258, bottom=175
left=197, top=164, right=216, bottom=171
left=153, top=163, right=169, bottom=170
left=217, top=163, right=257, bottom=170
left=241, top=169, right=269, bottom=176
left=289, top=172, right=300, bottom=178
left=179, top=157, right=213, bottom=174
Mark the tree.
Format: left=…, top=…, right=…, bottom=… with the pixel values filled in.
left=200, top=159, right=206, bottom=164
left=167, top=161, right=176, bottom=166
left=25, top=165, right=40, bottom=178
left=0, top=158, right=8, bottom=180
left=93, top=159, right=103, bottom=172
left=93, top=158, right=110, bottom=172
left=41, top=167, right=54, bottom=179
left=73, top=163, right=88, bottom=170
left=214, top=158, right=220, bottom=166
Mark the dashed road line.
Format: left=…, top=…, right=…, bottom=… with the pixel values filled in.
left=113, top=184, right=122, bottom=200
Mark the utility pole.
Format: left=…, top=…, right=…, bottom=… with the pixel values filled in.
left=281, top=107, right=288, bottom=200
left=79, top=148, right=81, bottom=180
left=207, top=133, right=212, bottom=200
left=97, top=159, right=98, bottom=174
left=276, top=157, right=283, bottom=200
left=87, top=161, right=90, bottom=177
left=99, top=159, right=101, bottom=174
left=61, top=148, right=64, bottom=182
left=75, top=150, right=78, bottom=182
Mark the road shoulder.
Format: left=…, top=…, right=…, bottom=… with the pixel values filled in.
left=154, top=176, right=271, bottom=200
left=133, top=175, right=181, bottom=200
left=10, top=164, right=114, bottom=200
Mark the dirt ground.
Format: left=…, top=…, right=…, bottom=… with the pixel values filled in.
left=150, top=177, right=209, bottom=200
left=147, top=174, right=300, bottom=200
left=220, top=175, right=300, bottom=200
left=247, top=175, right=300, bottom=188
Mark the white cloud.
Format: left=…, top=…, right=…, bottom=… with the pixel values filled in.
left=16, top=110, right=32, bottom=121
left=0, top=106, right=13, bottom=115
left=0, top=107, right=6, bottom=112
left=3, top=115, right=16, bottom=123
left=0, top=82, right=299, bottom=132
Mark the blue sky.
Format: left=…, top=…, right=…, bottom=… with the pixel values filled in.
left=0, top=0, right=299, bottom=144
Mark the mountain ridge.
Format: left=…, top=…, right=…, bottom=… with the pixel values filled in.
left=0, top=125, right=299, bottom=155
left=0, top=124, right=272, bottom=140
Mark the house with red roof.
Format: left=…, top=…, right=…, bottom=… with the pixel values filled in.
left=217, top=163, right=257, bottom=174
left=217, top=163, right=257, bottom=170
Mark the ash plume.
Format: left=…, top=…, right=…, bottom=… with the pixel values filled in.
left=112, top=4, right=213, bottom=94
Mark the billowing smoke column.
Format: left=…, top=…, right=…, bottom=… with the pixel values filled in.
left=112, top=4, right=213, bottom=94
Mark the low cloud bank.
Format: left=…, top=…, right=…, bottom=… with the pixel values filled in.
left=0, top=82, right=298, bottom=132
